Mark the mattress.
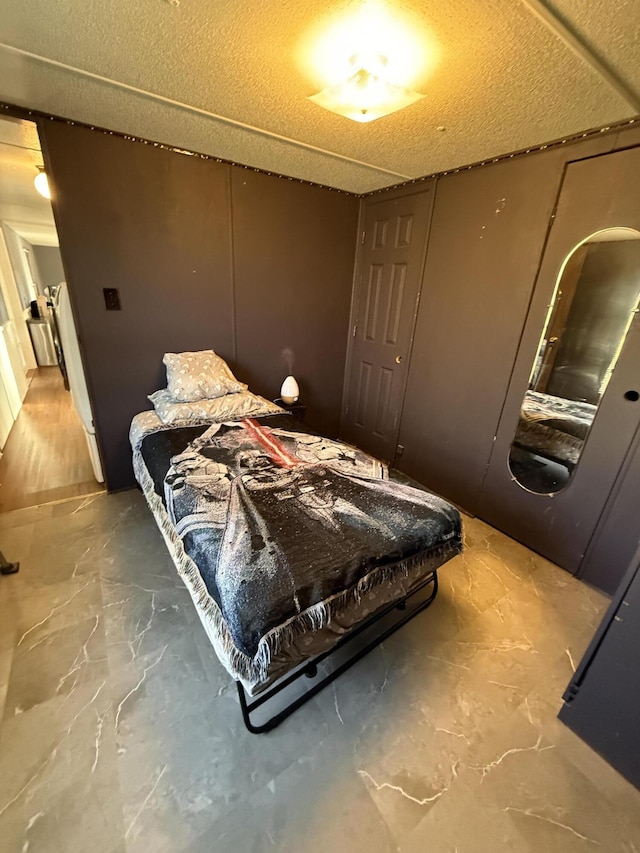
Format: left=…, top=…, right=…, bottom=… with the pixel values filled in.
left=131, top=407, right=462, bottom=694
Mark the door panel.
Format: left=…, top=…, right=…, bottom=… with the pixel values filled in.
left=479, top=146, right=640, bottom=574
left=342, top=188, right=434, bottom=460
left=385, top=264, right=406, bottom=345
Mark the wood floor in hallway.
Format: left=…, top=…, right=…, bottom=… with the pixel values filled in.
left=0, top=366, right=104, bottom=512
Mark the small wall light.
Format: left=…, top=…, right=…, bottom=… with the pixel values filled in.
left=34, top=167, right=51, bottom=199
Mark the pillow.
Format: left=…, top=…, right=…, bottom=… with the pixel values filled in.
left=148, top=389, right=283, bottom=425
left=163, top=350, right=246, bottom=402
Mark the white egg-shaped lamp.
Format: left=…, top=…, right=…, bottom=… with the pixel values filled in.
left=280, top=375, right=299, bottom=405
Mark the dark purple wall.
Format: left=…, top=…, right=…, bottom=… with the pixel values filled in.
left=388, top=132, right=628, bottom=515
left=364, top=125, right=640, bottom=593
left=41, top=122, right=358, bottom=490
left=394, top=147, right=570, bottom=512
left=231, top=169, right=358, bottom=438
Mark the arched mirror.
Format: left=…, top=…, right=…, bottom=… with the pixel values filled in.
left=509, top=227, right=640, bottom=494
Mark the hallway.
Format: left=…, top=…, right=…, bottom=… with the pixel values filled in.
left=0, top=367, right=104, bottom=512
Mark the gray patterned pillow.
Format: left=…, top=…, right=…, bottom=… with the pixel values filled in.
left=163, top=350, right=246, bottom=402
left=148, top=389, right=283, bottom=424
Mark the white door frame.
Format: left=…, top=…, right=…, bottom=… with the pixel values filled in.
left=0, top=226, right=37, bottom=372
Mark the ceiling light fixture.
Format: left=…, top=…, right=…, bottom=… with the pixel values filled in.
left=34, top=167, right=51, bottom=199
left=300, top=2, right=436, bottom=124
left=309, top=52, right=424, bottom=123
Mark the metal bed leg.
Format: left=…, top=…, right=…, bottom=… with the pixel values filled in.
left=236, top=570, right=439, bottom=734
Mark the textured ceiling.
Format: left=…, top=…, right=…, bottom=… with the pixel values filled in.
left=546, top=0, right=640, bottom=94
left=0, top=116, right=58, bottom=246
left=0, top=0, right=638, bottom=193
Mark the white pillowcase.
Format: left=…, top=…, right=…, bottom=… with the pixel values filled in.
left=148, top=389, right=283, bottom=425
left=163, top=350, right=246, bottom=402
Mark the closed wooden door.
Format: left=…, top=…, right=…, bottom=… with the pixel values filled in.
left=342, top=188, right=434, bottom=461
left=479, top=146, right=640, bottom=574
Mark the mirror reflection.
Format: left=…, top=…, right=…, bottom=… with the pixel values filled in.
left=509, top=227, right=640, bottom=494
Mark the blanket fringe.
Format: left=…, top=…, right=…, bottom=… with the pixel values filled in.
left=517, top=420, right=583, bottom=450
left=252, top=546, right=459, bottom=678
left=133, top=449, right=462, bottom=687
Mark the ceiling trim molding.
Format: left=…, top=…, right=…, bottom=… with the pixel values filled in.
left=0, top=137, right=42, bottom=156
left=2, top=220, right=59, bottom=247
left=1, top=100, right=364, bottom=196
left=3, top=102, right=638, bottom=201
left=520, top=0, right=640, bottom=112
left=0, top=42, right=412, bottom=182
left=363, top=115, right=640, bottom=196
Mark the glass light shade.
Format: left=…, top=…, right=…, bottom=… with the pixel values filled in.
left=309, top=65, right=424, bottom=123
left=280, top=375, right=300, bottom=405
left=34, top=171, right=51, bottom=199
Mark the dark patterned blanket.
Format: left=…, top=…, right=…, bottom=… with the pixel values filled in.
left=514, top=391, right=597, bottom=468
left=521, top=391, right=596, bottom=440
left=135, top=414, right=462, bottom=685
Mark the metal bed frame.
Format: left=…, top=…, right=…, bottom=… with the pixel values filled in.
left=236, top=569, right=439, bottom=734
left=512, top=439, right=577, bottom=472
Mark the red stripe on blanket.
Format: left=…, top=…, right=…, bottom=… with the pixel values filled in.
left=241, top=418, right=300, bottom=468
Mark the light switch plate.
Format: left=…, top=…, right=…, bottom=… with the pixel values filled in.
left=103, top=288, right=121, bottom=310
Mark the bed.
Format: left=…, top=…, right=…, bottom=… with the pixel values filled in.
left=131, top=354, right=462, bottom=731
left=513, top=390, right=597, bottom=469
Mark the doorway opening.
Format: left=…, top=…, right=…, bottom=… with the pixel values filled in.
left=0, top=115, right=105, bottom=513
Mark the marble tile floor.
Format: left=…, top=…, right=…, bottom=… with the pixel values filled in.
left=0, top=489, right=639, bottom=853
